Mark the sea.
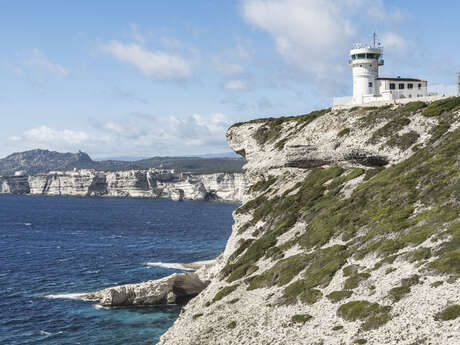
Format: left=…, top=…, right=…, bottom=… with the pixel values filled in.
left=0, top=195, right=237, bottom=345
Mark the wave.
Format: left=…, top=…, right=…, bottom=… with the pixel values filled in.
left=145, top=262, right=195, bottom=271
left=43, top=293, right=86, bottom=300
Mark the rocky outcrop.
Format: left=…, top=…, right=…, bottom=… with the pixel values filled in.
left=0, top=175, right=30, bottom=194
left=84, top=272, right=208, bottom=306
left=159, top=99, right=460, bottom=345
left=0, top=169, right=248, bottom=202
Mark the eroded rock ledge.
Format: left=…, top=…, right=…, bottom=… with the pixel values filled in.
left=84, top=272, right=209, bottom=306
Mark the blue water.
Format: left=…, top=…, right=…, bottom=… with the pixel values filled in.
left=0, top=195, right=237, bottom=345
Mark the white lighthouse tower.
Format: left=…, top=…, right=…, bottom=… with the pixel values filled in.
left=349, top=33, right=384, bottom=104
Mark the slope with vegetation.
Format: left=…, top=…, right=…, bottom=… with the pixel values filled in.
left=159, top=97, right=460, bottom=345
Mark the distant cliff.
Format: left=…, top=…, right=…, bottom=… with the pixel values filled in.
left=0, top=169, right=247, bottom=202
left=0, top=149, right=244, bottom=176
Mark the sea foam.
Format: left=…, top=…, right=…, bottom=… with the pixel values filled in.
left=145, top=262, right=195, bottom=271
left=44, top=293, right=86, bottom=300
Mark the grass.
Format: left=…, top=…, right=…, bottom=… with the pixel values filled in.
left=368, top=117, right=411, bottom=145
left=337, top=128, right=351, bottom=137
left=212, top=284, right=238, bottom=303
left=385, top=131, right=420, bottom=151
left=326, top=290, right=353, bottom=303
left=227, top=321, right=237, bottom=329
left=434, top=304, right=460, bottom=321
left=401, top=101, right=426, bottom=113
left=222, top=104, right=459, bottom=315
left=343, top=273, right=371, bottom=290
left=337, top=300, right=392, bottom=330
left=291, top=314, right=313, bottom=324
left=422, top=97, right=460, bottom=117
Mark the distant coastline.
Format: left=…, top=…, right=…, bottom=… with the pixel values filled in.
left=0, top=168, right=247, bottom=202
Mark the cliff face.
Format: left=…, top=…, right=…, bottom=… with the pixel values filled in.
left=159, top=98, right=460, bottom=345
left=0, top=169, right=247, bottom=202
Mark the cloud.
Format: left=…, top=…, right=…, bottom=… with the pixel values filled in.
left=14, top=126, right=90, bottom=145
left=224, top=79, right=248, bottom=91
left=214, top=60, right=244, bottom=75
left=241, top=0, right=405, bottom=89
left=18, top=49, right=68, bottom=78
left=102, top=41, right=192, bottom=80
left=381, top=32, right=408, bottom=51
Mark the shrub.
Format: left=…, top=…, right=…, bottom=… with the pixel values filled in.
left=326, top=290, right=353, bottom=303
left=337, top=300, right=392, bottom=330
left=434, top=305, right=460, bottom=321
left=422, top=97, right=460, bottom=117
left=291, top=314, right=313, bottom=324
left=212, top=284, right=238, bottom=303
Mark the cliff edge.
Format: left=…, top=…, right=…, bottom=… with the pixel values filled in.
left=159, top=98, right=460, bottom=345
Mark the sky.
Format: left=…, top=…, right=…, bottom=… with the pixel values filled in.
left=1, top=0, right=459, bottom=159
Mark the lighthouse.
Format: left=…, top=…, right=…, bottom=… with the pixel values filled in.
left=349, top=33, right=384, bottom=104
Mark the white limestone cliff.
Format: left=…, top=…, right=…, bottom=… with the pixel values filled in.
left=0, top=169, right=247, bottom=202
left=158, top=101, right=460, bottom=345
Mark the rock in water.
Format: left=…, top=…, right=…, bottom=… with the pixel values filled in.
left=84, top=272, right=208, bottom=306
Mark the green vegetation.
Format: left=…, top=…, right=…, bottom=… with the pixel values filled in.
left=344, top=273, right=371, bottom=289
left=230, top=108, right=329, bottom=145
left=227, top=321, right=237, bottom=329
left=212, top=284, right=239, bottom=303
left=363, top=167, right=384, bottom=181
left=249, top=176, right=277, bottom=193
left=385, top=131, right=420, bottom=151
left=422, top=97, right=460, bottom=117
left=224, top=103, right=459, bottom=315
left=337, top=128, right=351, bottom=137
left=368, top=117, right=411, bottom=144
left=331, top=325, right=343, bottom=331
left=387, top=275, right=421, bottom=303
left=326, top=290, right=353, bottom=303
left=355, top=339, right=367, bottom=344
left=291, top=314, right=313, bottom=324
left=337, top=301, right=392, bottom=330
left=401, top=101, right=426, bottom=113
left=434, top=305, right=460, bottom=321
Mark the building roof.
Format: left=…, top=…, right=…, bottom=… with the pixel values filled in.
left=376, top=77, right=427, bottom=82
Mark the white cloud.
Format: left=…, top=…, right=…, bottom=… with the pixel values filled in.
left=21, top=49, right=68, bottom=77
left=214, top=60, right=244, bottom=75
left=17, top=126, right=90, bottom=145
left=224, top=80, right=248, bottom=91
left=381, top=32, right=408, bottom=51
left=242, top=0, right=406, bottom=88
left=6, top=111, right=238, bottom=158
left=102, top=41, right=192, bottom=80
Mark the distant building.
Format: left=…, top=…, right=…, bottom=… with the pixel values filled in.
left=333, top=33, right=450, bottom=109
left=457, top=72, right=460, bottom=96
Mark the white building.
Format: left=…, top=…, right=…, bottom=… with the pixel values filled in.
left=333, top=34, right=438, bottom=108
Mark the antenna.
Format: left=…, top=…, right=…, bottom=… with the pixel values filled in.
left=373, top=31, right=377, bottom=48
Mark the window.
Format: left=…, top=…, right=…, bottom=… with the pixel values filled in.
left=399, top=83, right=405, bottom=89
left=418, top=83, right=422, bottom=89
left=369, top=82, right=373, bottom=88
left=357, top=53, right=365, bottom=59
left=351, top=55, right=356, bottom=60
left=408, top=83, right=413, bottom=89
left=366, top=53, right=376, bottom=59
left=390, top=83, right=396, bottom=90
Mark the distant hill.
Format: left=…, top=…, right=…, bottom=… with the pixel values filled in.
left=0, top=149, right=245, bottom=176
